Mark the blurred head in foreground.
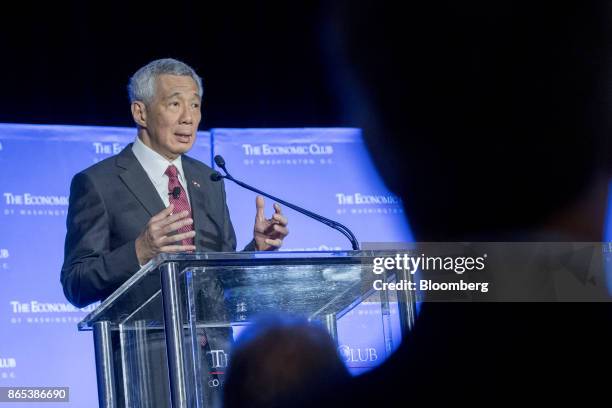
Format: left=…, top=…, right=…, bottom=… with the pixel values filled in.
left=300, top=2, right=612, bottom=405
left=223, top=315, right=349, bottom=408
left=325, top=1, right=612, bottom=241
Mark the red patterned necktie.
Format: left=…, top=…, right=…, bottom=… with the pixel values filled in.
left=165, top=165, right=194, bottom=246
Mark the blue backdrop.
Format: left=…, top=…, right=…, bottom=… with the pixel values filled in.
left=0, top=123, right=411, bottom=406
left=212, top=128, right=413, bottom=250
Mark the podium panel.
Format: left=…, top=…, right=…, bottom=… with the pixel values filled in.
left=79, top=251, right=416, bottom=408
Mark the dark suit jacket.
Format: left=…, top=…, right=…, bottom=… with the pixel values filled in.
left=61, top=144, right=254, bottom=308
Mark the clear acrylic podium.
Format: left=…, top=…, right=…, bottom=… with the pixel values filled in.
left=79, top=251, right=417, bottom=408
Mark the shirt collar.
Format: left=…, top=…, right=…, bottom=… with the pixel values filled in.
left=132, top=136, right=186, bottom=184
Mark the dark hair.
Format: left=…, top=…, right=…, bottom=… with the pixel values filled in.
left=224, top=315, right=349, bottom=408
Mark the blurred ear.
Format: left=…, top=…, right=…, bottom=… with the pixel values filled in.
left=131, top=101, right=147, bottom=127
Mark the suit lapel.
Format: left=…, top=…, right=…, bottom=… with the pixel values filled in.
left=116, top=144, right=166, bottom=217
left=182, top=156, right=210, bottom=251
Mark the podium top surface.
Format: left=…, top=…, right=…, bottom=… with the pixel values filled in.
left=78, top=250, right=395, bottom=330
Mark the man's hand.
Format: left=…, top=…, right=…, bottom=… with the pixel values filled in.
left=135, top=204, right=196, bottom=265
left=253, top=196, right=289, bottom=251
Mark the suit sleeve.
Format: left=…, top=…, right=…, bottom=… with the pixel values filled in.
left=218, top=178, right=257, bottom=251
left=61, top=172, right=141, bottom=307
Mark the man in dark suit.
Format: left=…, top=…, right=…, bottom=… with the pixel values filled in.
left=61, top=58, right=289, bottom=308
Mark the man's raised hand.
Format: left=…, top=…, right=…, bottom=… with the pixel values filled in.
left=135, top=204, right=196, bottom=265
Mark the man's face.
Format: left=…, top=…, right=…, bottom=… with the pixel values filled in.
left=140, top=74, right=201, bottom=160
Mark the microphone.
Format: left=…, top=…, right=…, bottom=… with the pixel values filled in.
left=168, top=186, right=181, bottom=199
left=211, top=155, right=360, bottom=250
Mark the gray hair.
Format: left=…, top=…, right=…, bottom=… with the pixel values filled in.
left=127, top=58, right=203, bottom=104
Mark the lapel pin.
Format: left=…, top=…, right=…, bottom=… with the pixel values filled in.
left=192, top=180, right=201, bottom=188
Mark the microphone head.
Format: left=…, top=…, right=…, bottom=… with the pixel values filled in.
left=210, top=171, right=223, bottom=182
left=171, top=186, right=181, bottom=199
left=214, top=155, right=226, bottom=169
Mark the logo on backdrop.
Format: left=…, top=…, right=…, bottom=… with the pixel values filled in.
left=3, top=193, right=67, bottom=206
left=338, top=345, right=379, bottom=364
left=93, top=142, right=125, bottom=155
left=0, top=358, right=16, bottom=369
left=241, top=143, right=334, bottom=166
left=92, top=141, right=127, bottom=163
left=0, top=357, right=17, bottom=380
left=2, top=192, right=68, bottom=217
left=207, top=349, right=229, bottom=369
left=9, top=300, right=96, bottom=325
left=334, top=193, right=404, bottom=216
left=242, top=143, right=333, bottom=156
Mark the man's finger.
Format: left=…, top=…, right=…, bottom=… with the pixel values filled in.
left=264, top=238, right=282, bottom=248
left=161, top=230, right=196, bottom=244
left=161, top=217, right=193, bottom=235
left=255, top=195, right=266, bottom=220
left=264, top=224, right=288, bottom=236
left=272, top=213, right=288, bottom=226
left=273, top=203, right=283, bottom=214
left=150, top=204, right=174, bottom=222
left=158, top=210, right=191, bottom=228
left=150, top=209, right=189, bottom=232
left=272, top=224, right=289, bottom=236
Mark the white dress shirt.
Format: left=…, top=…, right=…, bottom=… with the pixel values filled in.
left=131, top=136, right=191, bottom=206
